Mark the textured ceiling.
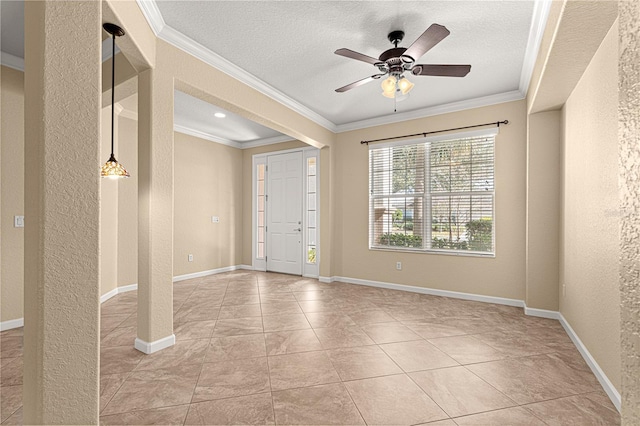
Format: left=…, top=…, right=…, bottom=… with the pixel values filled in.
left=1, top=0, right=539, bottom=142
left=155, top=1, right=535, bottom=125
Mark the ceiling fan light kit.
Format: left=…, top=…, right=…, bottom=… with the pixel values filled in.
left=335, top=24, right=471, bottom=101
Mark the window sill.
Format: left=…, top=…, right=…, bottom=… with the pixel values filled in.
left=369, top=246, right=495, bottom=258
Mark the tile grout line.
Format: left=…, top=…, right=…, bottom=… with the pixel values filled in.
left=402, top=365, right=453, bottom=423
left=256, top=275, right=278, bottom=425
left=184, top=277, right=231, bottom=419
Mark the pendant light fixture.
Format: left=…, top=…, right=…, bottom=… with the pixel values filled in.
left=101, top=23, right=130, bottom=179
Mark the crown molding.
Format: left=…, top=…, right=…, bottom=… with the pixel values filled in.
left=113, top=103, right=125, bottom=116
left=116, top=105, right=138, bottom=121
left=336, top=90, right=525, bottom=133
left=119, top=110, right=138, bottom=121
left=136, top=0, right=166, bottom=36
left=174, top=124, right=294, bottom=150
left=1, top=52, right=24, bottom=71
left=241, top=135, right=295, bottom=149
left=174, top=124, right=243, bottom=149
left=519, top=0, right=553, bottom=95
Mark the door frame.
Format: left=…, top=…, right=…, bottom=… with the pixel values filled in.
left=252, top=146, right=320, bottom=277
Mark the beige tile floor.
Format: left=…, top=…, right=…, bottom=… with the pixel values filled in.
left=0, top=271, right=620, bottom=425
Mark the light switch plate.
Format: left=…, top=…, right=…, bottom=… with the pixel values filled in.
left=212, top=216, right=220, bottom=223
left=14, top=216, right=24, bottom=228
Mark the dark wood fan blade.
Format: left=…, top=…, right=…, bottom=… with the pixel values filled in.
left=411, top=64, right=471, bottom=77
left=335, top=48, right=381, bottom=65
left=335, top=74, right=384, bottom=92
left=403, top=24, right=450, bottom=61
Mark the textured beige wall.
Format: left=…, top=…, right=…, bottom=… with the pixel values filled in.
left=1, top=66, right=24, bottom=323
left=528, top=1, right=618, bottom=113
left=560, top=19, right=620, bottom=394
left=117, top=115, right=138, bottom=287
left=526, top=110, right=561, bottom=311
left=619, top=1, right=640, bottom=421
left=101, top=106, right=119, bottom=296
left=174, top=132, right=243, bottom=276
left=103, top=0, right=157, bottom=72
left=241, top=140, right=308, bottom=266
left=333, top=100, right=527, bottom=300
left=526, top=0, right=565, bottom=112
left=137, top=69, right=174, bottom=343
left=102, top=53, right=137, bottom=93
left=23, top=1, right=101, bottom=422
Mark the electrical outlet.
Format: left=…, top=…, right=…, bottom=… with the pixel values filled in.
left=14, top=215, right=24, bottom=228
left=396, top=261, right=402, bottom=271
left=212, top=216, right=220, bottom=223
left=188, top=254, right=194, bottom=262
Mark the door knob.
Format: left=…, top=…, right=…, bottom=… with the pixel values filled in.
left=294, top=228, right=301, bottom=232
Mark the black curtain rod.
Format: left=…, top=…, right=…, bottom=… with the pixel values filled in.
left=360, top=120, right=509, bottom=145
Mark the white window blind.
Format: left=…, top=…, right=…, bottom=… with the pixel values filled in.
left=369, top=131, right=495, bottom=255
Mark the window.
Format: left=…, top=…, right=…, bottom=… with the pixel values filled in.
left=306, top=157, right=317, bottom=264
left=369, top=130, right=495, bottom=255
left=256, top=163, right=266, bottom=259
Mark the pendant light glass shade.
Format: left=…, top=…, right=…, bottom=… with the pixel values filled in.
left=381, top=75, right=397, bottom=96
left=101, top=154, right=130, bottom=178
left=101, top=23, right=130, bottom=179
left=398, top=77, right=414, bottom=95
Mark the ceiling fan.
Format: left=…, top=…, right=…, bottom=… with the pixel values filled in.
left=334, top=24, right=471, bottom=98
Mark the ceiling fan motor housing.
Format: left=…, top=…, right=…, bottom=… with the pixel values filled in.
left=379, top=47, right=414, bottom=76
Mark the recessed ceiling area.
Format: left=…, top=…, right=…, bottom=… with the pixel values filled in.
left=153, top=1, right=538, bottom=126
left=115, top=91, right=288, bottom=148
left=173, top=91, right=286, bottom=146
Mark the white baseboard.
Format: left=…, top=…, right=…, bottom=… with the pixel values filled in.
left=118, top=283, right=138, bottom=293
left=173, top=265, right=243, bottom=282
left=134, top=334, right=176, bottom=354
left=100, top=283, right=139, bottom=304
left=558, top=313, right=621, bottom=412
left=100, top=287, right=119, bottom=304
left=327, top=275, right=524, bottom=307
left=0, top=318, right=24, bottom=332
left=239, top=264, right=254, bottom=270
left=523, top=305, right=561, bottom=319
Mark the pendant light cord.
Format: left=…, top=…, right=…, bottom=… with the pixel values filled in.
left=110, top=32, right=116, bottom=157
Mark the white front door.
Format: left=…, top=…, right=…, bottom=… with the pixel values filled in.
left=266, top=151, right=303, bottom=275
